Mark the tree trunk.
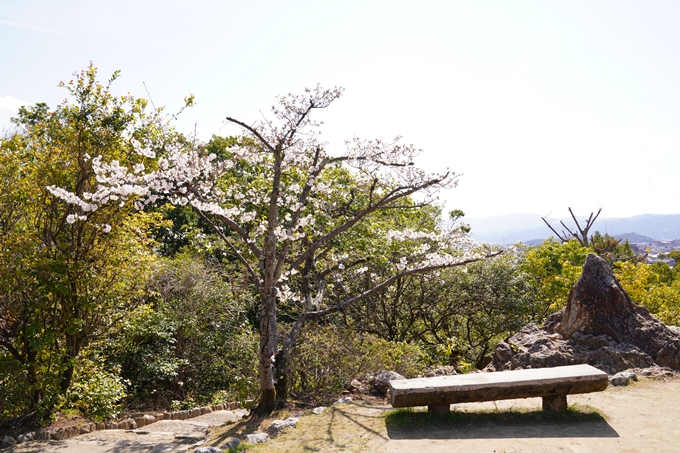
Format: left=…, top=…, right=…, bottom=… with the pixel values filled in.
left=257, top=292, right=278, bottom=413
left=274, top=349, right=289, bottom=401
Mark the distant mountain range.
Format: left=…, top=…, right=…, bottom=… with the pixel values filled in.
left=467, top=213, right=680, bottom=245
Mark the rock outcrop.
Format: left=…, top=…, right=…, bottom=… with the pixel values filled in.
left=489, top=254, right=680, bottom=375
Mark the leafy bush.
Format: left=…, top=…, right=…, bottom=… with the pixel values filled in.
left=111, top=254, right=259, bottom=408
left=67, top=358, right=127, bottom=421
left=616, top=261, right=680, bottom=326
left=288, top=324, right=429, bottom=403
left=345, top=253, right=540, bottom=370
left=0, top=355, right=31, bottom=427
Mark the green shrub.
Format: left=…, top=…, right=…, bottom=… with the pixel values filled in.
left=67, top=358, right=127, bottom=421
left=111, top=254, right=259, bottom=408
left=171, top=396, right=197, bottom=411
left=288, top=324, right=428, bottom=403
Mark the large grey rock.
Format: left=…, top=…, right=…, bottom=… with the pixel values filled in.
left=544, top=254, right=680, bottom=369
left=489, top=254, right=680, bottom=374
left=244, top=432, right=270, bottom=443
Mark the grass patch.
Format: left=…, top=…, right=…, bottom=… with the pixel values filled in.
left=384, top=403, right=606, bottom=429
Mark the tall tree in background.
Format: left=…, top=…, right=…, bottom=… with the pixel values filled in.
left=51, top=84, right=496, bottom=412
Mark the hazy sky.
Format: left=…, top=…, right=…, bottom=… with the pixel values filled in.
left=2, top=1, right=679, bottom=219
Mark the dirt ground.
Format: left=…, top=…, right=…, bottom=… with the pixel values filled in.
left=208, top=375, right=680, bottom=453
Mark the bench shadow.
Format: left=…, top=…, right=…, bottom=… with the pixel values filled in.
left=385, top=407, right=619, bottom=440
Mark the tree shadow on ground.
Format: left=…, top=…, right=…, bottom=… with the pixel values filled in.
left=385, top=406, right=619, bottom=440
left=209, top=414, right=266, bottom=447
left=208, top=402, right=394, bottom=451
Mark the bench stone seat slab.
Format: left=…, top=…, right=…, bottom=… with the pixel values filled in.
left=389, top=364, right=608, bottom=409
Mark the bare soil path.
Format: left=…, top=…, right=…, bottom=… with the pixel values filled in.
left=5, top=409, right=247, bottom=453
left=207, top=376, right=680, bottom=453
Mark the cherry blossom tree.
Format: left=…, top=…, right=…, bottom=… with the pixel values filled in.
left=49, top=85, right=497, bottom=412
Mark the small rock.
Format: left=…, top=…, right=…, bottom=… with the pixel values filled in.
left=335, top=397, right=352, bottom=404
left=347, top=379, right=363, bottom=392
left=1, top=436, right=16, bottom=448
left=25, top=432, right=35, bottom=441
left=611, top=371, right=637, bottom=386
left=16, top=434, right=25, bottom=443
left=357, top=371, right=406, bottom=395
left=312, top=406, right=326, bottom=415
left=621, top=371, right=638, bottom=381
left=221, top=438, right=241, bottom=449
left=143, top=414, right=157, bottom=425
left=79, top=425, right=91, bottom=435
left=267, top=417, right=300, bottom=436
left=244, top=432, right=270, bottom=444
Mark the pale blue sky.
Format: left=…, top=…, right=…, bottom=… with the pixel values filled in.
left=1, top=1, right=679, bottom=219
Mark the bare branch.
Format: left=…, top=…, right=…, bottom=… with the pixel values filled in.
left=225, top=116, right=276, bottom=153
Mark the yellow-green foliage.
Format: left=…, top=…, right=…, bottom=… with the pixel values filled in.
left=520, top=238, right=680, bottom=327
left=0, top=64, right=179, bottom=423
left=521, top=239, right=590, bottom=313
left=615, top=261, right=680, bottom=326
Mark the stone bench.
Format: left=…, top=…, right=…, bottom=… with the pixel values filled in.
left=389, top=364, right=609, bottom=416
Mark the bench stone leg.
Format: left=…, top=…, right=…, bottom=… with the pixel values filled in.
left=428, top=404, right=450, bottom=417
left=542, top=394, right=567, bottom=411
